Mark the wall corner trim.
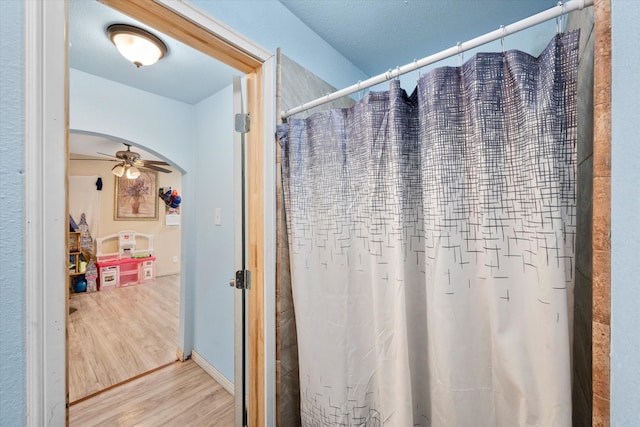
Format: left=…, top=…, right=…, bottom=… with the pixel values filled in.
left=24, top=1, right=68, bottom=426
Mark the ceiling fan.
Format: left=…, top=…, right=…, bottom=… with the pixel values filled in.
left=95, top=143, right=172, bottom=178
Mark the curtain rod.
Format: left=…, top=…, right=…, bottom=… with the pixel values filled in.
left=281, top=0, right=593, bottom=120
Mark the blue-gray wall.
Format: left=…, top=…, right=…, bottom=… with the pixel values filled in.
left=611, top=1, right=640, bottom=424
left=190, top=0, right=368, bottom=90
left=70, top=69, right=194, bottom=172
left=0, top=1, right=24, bottom=425
left=192, top=85, right=236, bottom=380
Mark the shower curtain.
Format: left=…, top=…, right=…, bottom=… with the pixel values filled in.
left=278, top=31, right=578, bottom=426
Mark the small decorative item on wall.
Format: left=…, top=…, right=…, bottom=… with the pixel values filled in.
left=158, top=187, right=182, bottom=213
left=159, top=186, right=182, bottom=226
left=114, top=170, right=158, bottom=220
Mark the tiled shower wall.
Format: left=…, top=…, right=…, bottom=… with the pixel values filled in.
left=277, top=53, right=355, bottom=427
left=567, top=7, right=595, bottom=427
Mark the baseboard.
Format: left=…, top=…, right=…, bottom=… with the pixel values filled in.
left=191, top=350, right=234, bottom=396
left=156, top=271, right=181, bottom=277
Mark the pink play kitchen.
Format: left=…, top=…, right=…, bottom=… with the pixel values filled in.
left=95, top=231, right=156, bottom=289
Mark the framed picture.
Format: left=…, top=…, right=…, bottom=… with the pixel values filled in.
left=114, top=170, right=158, bottom=220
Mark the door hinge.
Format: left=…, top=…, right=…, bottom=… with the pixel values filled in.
left=235, top=113, right=250, bottom=134
left=231, top=269, right=251, bottom=290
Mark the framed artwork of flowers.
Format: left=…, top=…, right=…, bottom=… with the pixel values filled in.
left=114, top=170, right=158, bottom=220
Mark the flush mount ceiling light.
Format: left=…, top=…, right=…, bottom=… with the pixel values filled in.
left=107, top=24, right=167, bottom=68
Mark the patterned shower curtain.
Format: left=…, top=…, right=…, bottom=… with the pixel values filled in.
left=277, top=31, right=578, bottom=426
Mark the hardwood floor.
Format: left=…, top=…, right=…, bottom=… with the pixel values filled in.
left=68, top=274, right=180, bottom=402
left=68, top=275, right=235, bottom=425
left=68, top=359, right=235, bottom=426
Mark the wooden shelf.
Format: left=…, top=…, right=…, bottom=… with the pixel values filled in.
left=68, top=231, right=85, bottom=291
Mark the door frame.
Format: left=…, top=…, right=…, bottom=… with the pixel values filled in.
left=24, top=1, right=276, bottom=425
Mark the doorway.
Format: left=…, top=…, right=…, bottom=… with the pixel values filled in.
left=24, top=1, right=275, bottom=426
left=67, top=130, right=183, bottom=404
left=67, top=0, right=245, bottom=420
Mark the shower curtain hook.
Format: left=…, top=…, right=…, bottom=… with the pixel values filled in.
left=556, top=1, right=564, bottom=34
left=457, top=42, right=463, bottom=67
left=414, top=59, right=421, bottom=81
left=357, top=80, right=362, bottom=100
left=395, top=66, right=401, bottom=81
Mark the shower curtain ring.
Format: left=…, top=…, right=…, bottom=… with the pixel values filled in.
left=414, top=59, right=421, bottom=81
left=457, top=42, right=463, bottom=67
left=500, top=25, right=506, bottom=54
left=556, top=1, right=564, bottom=34
left=395, top=66, right=401, bottom=81
left=357, top=80, right=362, bottom=100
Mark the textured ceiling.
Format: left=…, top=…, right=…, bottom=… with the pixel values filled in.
left=278, top=0, right=556, bottom=77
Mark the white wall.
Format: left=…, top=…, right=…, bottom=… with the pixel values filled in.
left=611, top=0, right=640, bottom=423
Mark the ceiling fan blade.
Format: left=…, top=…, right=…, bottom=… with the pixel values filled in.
left=140, top=160, right=170, bottom=166
left=70, top=157, right=119, bottom=161
left=96, top=152, right=119, bottom=159
left=140, top=164, right=172, bottom=173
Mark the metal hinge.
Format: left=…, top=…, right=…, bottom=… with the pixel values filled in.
left=229, top=269, right=251, bottom=290
left=235, top=113, right=250, bottom=134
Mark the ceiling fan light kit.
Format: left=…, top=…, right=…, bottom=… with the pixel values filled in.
left=107, top=24, right=167, bottom=68
left=71, top=143, right=172, bottom=176
left=125, top=166, right=141, bottom=179
left=110, top=162, right=140, bottom=179
left=111, top=163, right=125, bottom=177
left=101, top=143, right=172, bottom=177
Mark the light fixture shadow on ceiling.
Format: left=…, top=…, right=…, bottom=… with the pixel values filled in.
left=107, top=23, right=168, bottom=68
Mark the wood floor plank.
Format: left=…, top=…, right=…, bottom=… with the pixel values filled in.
left=68, top=275, right=180, bottom=402
left=69, top=360, right=234, bottom=426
